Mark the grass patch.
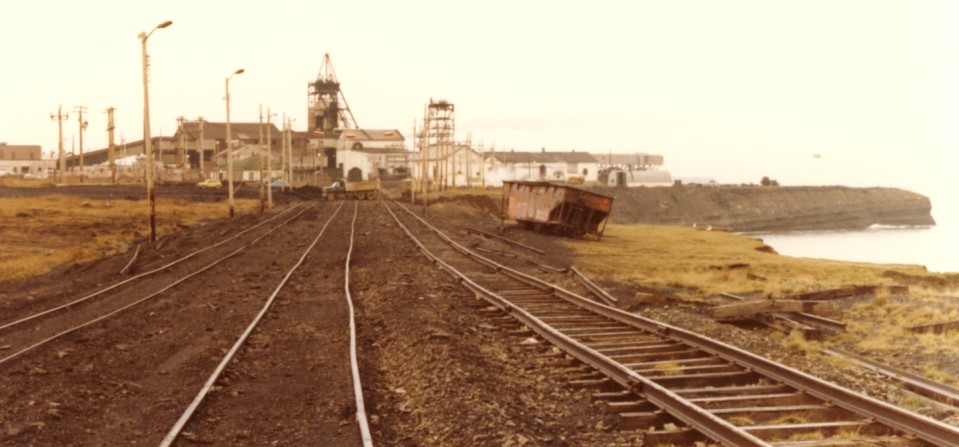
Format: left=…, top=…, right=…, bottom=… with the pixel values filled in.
left=0, top=195, right=258, bottom=283
left=563, top=223, right=935, bottom=296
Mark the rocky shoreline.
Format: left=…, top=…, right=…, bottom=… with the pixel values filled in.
left=595, top=185, right=935, bottom=232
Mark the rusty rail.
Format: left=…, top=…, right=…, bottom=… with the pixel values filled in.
left=385, top=199, right=959, bottom=446
left=568, top=266, right=618, bottom=306
left=466, top=226, right=546, bottom=255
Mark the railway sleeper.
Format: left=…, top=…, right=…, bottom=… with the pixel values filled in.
left=641, top=426, right=709, bottom=446
left=742, top=420, right=895, bottom=440
left=592, top=390, right=635, bottom=402
left=604, top=342, right=687, bottom=360
left=675, top=383, right=789, bottom=398
left=507, top=328, right=534, bottom=337
left=605, top=399, right=658, bottom=414
left=771, top=435, right=926, bottom=447
left=574, top=331, right=648, bottom=342
left=586, top=337, right=666, bottom=349
left=559, top=325, right=635, bottom=335
left=649, top=370, right=763, bottom=388
left=595, top=340, right=686, bottom=355
left=567, top=371, right=606, bottom=382
left=633, top=363, right=741, bottom=378
left=627, top=356, right=727, bottom=371
left=689, top=392, right=819, bottom=409
left=538, top=317, right=615, bottom=325
left=569, top=377, right=619, bottom=391
left=711, top=404, right=849, bottom=425
left=617, top=409, right=680, bottom=431
left=620, top=348, right=706, bottom=365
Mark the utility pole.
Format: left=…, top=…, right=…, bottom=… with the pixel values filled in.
left=197, top=118, right=205, bottom=178
left=50, top=106, right=68, bottom=184
left=466, top=132, right=472, bottom=188
left=258, top=104, right=264, bottom=213
left=140, top=20, right=173, bottom=243
left=225, top=68, right=244, bottom=219
left=411, top=118, right=416, bottom=205
left=75, top=106, right=88, bottom=183
left=287, top=117, right=294, bottom=190
left=176, top=116, right=186, bottom=168
left=107, top=107, right=117, bottom=184
left=266, top=108, right=274, bottom=208
left=281, top=113, right=287, bottom=193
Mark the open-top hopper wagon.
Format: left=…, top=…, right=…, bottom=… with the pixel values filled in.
left=502, top=181, right=614, bottom=239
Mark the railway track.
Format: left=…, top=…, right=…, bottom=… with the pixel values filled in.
left=0, top=200, right=369, bottom=445
left=0, top=202, right=315, bottom=366
left=160, top=200, right=372, bottom=446
left=383, top=199, right=959, bottom=447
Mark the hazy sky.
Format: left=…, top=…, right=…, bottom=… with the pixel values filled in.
left=2, top=1, right=957, bottom=208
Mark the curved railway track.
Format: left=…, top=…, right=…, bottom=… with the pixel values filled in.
left=0, top=203, right=315, bottom=366
left=383, top=199, right=959, bottom=447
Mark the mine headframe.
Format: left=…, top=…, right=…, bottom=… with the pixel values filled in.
left=308, top=53, right=359, bottom=133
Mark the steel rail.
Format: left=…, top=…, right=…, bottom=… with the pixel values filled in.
left=345, top=202, right=374, bottom=446
left=382, top=200, right=771, bottom=446
left=568, top=266, right=618, bottom=306
left=0, top=203, right=318, bottom=367
left=386, top=199, right=959, bottom=446
left=0, top=202, right=307, bottom=333
left=824, top=348, right=959, bottom=407
left=160, top=200, right=346, bottom=447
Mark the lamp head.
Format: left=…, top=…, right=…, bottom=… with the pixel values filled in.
left=235, top=68, right=245, bottom=75
left=158, top=20, right=173, bottom=29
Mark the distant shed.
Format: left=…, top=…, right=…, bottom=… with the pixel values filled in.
left=502, top=181, right=614, bottom=239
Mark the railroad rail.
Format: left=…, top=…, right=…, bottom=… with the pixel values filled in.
left=383, top=199, right=959, bottom=446
left=0, top=203, right=317, bottom=366
left=160, top=200, right=373, bottom=447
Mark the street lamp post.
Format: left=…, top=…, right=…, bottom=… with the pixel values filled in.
left=139, top=19, right=172, bottom=244
left=225, top=68, right=244, bottom=219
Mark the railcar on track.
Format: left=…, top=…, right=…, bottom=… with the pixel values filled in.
left=501, top=181, right=613, bottom=239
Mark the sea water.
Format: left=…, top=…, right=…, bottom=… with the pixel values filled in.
left=753, top=202, right=959, bottom=274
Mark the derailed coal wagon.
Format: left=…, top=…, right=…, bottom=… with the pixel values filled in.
left=501, top=181, right=614, bottom=239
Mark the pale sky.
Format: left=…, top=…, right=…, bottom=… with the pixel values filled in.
left=2, top=1, right=957, bottom=213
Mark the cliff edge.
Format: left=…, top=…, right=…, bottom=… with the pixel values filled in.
left=594, top=185, right=935, bottom=232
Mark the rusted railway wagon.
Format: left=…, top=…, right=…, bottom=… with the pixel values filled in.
left=502, top=181, right=614, bottom=239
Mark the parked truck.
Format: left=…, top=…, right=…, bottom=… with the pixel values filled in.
left=323, top=178, right=380, bottom=201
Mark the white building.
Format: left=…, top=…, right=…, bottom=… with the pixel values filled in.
left=332, top=129, right=409, bottom=180
left=592, top=152, right=672, bottom=187
left=482, top=150, right=599, bottom=187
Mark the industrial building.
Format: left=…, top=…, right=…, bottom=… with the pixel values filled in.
left=482, top=150, right=600, bottom=187
left=0, top=143, right=53, bottom=176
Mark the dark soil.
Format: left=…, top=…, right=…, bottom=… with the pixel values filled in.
left=0, top=185, right=955, bottom=446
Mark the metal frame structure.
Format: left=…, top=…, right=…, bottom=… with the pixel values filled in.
left=308, top=53, right=358, bottom=133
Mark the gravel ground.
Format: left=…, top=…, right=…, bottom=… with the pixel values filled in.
left=0, top=186, right=955, bottom=446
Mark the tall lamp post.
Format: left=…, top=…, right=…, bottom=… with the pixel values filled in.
left=225, top=68, right=244, bottom=219
left=140, top=19, right=172, bottom=244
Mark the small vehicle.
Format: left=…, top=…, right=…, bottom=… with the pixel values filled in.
left=270, top=180, right=291, bottom=189
left=197, top=178, right=222, bottom=189
left=323, top=178, right=379, bottom=200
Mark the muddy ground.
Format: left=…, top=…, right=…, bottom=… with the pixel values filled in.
left=0, top=186, right=956, bottom=446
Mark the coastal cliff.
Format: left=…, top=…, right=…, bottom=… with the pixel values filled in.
left=595, top=185, right=935, bottom=232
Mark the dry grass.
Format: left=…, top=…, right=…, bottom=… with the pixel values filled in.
left=564, top=223, right=936, bottom=297
left=0, top=195, right=258, bottom=283
left=0, top=177, right=55, bottom=188
left=650, top=360, right=684, bottom=376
